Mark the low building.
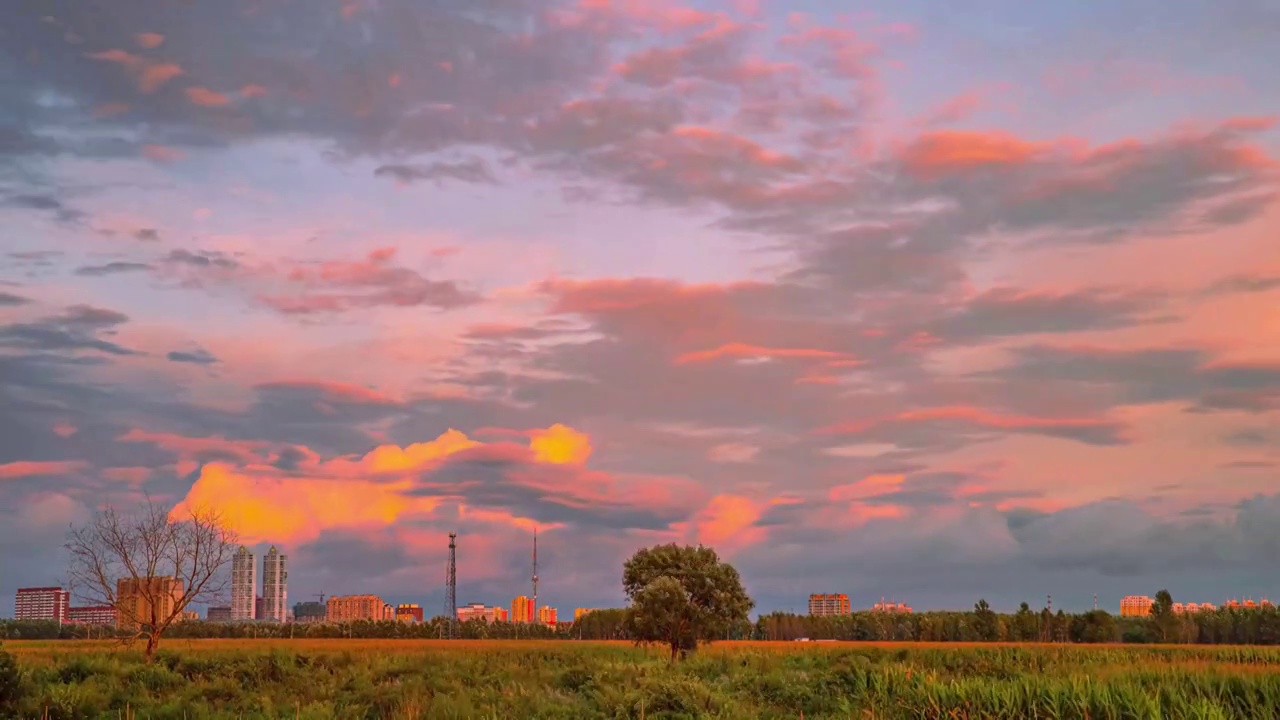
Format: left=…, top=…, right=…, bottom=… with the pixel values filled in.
left=117, top=576, right=184, bottom=630
left=178, top=611, right=199, bottom=622
left=395, top=604, right=425, bottom=623
left=871, top=600, right=913, bottom=613
left=292, top=601, right=326, bottom=623
left=326, top=594, right=385, bottom=622
left=808, top=593, right=850, bottom=616
left=68, top=605, right=116, bottom=626
left=15, top=587, right=70, bottom=622
left=1120, top=595, right=1154, bottom=617
left=458, top=603, right=508, bottom=623
left=511, top=595, right=535, bottom=623
left=574, top=608, right=596, bottom=621
left=538, top=605, right=557, bottom=626
left=382, top=603, right=395, bottom=621
left=206, top=606, right=232, bottom=622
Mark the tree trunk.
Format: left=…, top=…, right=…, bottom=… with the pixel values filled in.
left=144, top=634, right=160, bottom=662
left=669, top=641, right=678, bottom=662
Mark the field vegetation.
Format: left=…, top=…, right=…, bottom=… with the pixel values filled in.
left=5, top=639, right=1280, bottom=719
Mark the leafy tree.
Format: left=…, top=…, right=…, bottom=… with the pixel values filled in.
left=973, top=599, right=999, bottom=641
left=621, top=544, right=754, bottom=661
left=1150, top=589, right=1177, bottom=642
left=1012, top=602, right=1039, bottom=642
left=0, top=645, right=22, bottom=714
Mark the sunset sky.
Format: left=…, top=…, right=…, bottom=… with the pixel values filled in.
left=1, top=0, right=1278, bottom=616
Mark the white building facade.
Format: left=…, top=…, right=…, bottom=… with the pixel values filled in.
left=261, top=545, right=288, bottom=622
left=231, top=546, right=256, bottom=620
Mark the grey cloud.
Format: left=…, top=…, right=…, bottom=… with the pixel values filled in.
left=164, top=249, right=239, bottom=270
left=166, top=347, right=218, bottom=365
left=75, top=261, right=153, bottom=276
left=3, top=192, right=84, bottom=223
left=134, top=228, right=160, bottom=241
left=980, top=345, right=1280, bottom=414
left=1199, top=191, right=1278, bottom=226
left=929, top=287, right=1175, bottom=341
left=374, top=158, right=497, bottom=185
left=0, top=291, right=31, bottom=306
left=0, top=304, right=139, bottom=356
left=412, top=453, right=690, bottom=532
left=1202, top=274, right=1280, bottom=296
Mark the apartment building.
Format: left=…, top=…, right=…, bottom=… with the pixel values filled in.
left=261, top=546, right=288, bottom=622
left=326, top=594, right=385, bottom=622
left=808, top=593, right=851, bottom=616
left=116, top=576, right=184, bottom=630
left=231, top=546, right=256, bottom=621
left=15, top=587, right=70, bottom=622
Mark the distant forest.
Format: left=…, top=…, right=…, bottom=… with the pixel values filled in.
left=5, top=597, right=1280, bottom=645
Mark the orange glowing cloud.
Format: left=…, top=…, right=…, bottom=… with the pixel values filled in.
left=680, top=494, right=802, bottom=554
left=900, top=130, right=1045, bottom=176
left=0, top=460, right=89, bottom=480
left=359, top=429, right=479, bottom=473
left=529, top=424, right=593, bottom=465
left=162, top=424, right=635, bottom=544
left=170, top=463, right=441, bottom=545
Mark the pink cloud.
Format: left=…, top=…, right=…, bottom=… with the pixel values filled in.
left=0, top=461, right=89, bottom=480
left=142, top=144, right=185, bottom=162
left=185, top=86, right=231, bottom=107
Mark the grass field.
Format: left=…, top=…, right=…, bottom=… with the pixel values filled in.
left=5, top=639, right=1280, bottom=719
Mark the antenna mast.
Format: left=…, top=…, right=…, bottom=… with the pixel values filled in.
left=443, top=532, right=457, bottom=639
left=531, top=527, right=539, bottom=623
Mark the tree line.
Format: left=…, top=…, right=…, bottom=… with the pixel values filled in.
left=8, top=593, right=1280, bottom=645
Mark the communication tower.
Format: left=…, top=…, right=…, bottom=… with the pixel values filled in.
left=531, top=527, right=539, bottom=621
left=443, top=532, right=457, bottom=639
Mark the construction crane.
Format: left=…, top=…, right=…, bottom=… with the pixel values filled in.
left=315, top=593, right=326, bottom=604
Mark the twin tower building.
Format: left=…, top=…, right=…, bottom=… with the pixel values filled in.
left=231, top=545, right=288, bottom=622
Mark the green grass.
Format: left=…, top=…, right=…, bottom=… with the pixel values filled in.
left=5, top=640, right=1280, bottom=719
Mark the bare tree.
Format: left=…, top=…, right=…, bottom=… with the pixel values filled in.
left=65, top=496, right=238, bottom=660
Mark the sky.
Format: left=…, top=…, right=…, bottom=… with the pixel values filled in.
left=1, top=0, right=1278, bottom=617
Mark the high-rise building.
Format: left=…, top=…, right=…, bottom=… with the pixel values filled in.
left=206, top=606, right=233, bottom=622
left=511, top=595, right=535, bottom=623
left=292, top=602, right=327, bottom=623
left=1120, top=595, right=1154, bottom=617
left=395, top=604, right=425, bottom=623
left=231, top=546, right=256, bottom=621
left=808, top=593, right=851, bottom=616
left=326, top=594, right=385, bottom=622
left=117, top=576, right=184, bottom=630
left=538, top=605, right=557, bottom=626
left=261, top=546, right=287, bottom=622
left=382, top=603, right=395, bottom=621
left=574, top=608, right=596, bottom=621
left=67, top=605, right=116, bottom=625
left=15, top=587, right=70, bottom=622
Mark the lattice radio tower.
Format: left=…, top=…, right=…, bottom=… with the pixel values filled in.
left=443, top=532, right=457, bottom=639
left=531, top=527, right=539, bottom=621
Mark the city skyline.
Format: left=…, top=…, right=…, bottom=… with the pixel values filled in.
left=2, top=0, right=1279, bottom=615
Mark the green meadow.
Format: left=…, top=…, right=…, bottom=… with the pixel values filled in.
left=5, top=639, right=1280, bottom=719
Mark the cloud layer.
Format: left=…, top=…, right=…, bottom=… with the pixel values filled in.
left=1, top=0, right=1279, bottom=614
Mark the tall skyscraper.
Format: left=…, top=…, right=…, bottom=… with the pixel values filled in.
left=231, top=545, right=256, bottom=621
left=261, top=545, right=287, bottom=622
